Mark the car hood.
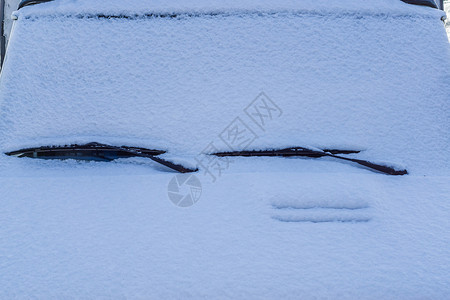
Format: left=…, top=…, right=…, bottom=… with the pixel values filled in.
left=0, top=161, right=449, bottom=298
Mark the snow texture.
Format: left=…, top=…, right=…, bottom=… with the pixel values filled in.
left=0, top=1, right=449, bottom=298
left=1, top=6, right=449, bottom=175
left=13, top=0, right=447, bottom=18
left=0, top=162, right=449, bottom=299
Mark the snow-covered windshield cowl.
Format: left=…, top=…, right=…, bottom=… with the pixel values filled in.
left=0, top=1, right=449, bottom=175
left=13, top=0, right=447, bottom=14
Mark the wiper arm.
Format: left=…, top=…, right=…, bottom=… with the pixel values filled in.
left=6, top=142, right=197, bottom=173
left=213, top=147, right=407, bottom=176
left=94, top=143, right=198, bottom=173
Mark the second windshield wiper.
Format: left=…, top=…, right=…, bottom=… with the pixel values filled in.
left=213, top=147, right=408, bottom=175
left=6, top=142, right=198, bottom=173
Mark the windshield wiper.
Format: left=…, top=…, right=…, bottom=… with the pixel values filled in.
left=6, top=143, right=407, bottom=175
left=6, top=142, right=198, bottom=173
left=213, top=147, right=408, bottom=175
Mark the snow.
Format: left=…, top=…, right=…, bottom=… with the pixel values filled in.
left=445, top=1, right=450, bottom=39
left=0, top=163, right=449, bottom=298
left=0, top=1, right=449, bottom=298
left=1, top=8, right=449, bottom=175
left=14, top=0, right=446, bottom=18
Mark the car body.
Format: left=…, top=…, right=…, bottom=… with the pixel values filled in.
left=0, top=0, right=449, bottom=298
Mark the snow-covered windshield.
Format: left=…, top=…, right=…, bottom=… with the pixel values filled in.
left=0, top=2, right=449, bottom=175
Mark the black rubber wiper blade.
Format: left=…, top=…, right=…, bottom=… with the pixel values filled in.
left=6, top=142, right=197, bottom=173
left=213, top=147, right=360, bottom=158
left=6, top=142, right=165, bottom=157
left=213, top=147, right=407, bottom=176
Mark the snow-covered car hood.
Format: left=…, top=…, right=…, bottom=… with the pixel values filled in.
left=1, top=160, right=449, bottom=298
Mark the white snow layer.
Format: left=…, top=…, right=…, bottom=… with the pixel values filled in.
left=1, top=10, right=449, bottom=174
left=0, top=3, right=450, bottom=299
left=0, top=166, right=449, bottom=299
left=14, top=0, right=446, bottom=18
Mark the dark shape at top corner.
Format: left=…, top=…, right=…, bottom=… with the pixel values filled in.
left=400, top=0, right=443, bottom=10
left=18, top=0, right=54, bottom=10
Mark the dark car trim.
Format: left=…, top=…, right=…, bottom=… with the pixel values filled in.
left=400, top=0, right=442, bottom=9
left=18, top=0, right=54, bottom=10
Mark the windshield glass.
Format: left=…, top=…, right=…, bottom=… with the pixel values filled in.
left=0, top=8, right=448, bottom=174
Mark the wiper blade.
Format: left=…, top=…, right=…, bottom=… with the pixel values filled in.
left=6, top=142, right=197, bottom=173
left=213, top=147, right=407, bottom=176
left=6, top=142, right=165, bottom=158
left=213, top=148, right=361, bottom=157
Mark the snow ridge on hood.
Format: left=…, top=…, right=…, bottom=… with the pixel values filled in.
left=16, top=0, right=445, bottom=18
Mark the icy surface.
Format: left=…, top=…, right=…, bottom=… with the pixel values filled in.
left=0, top=1, right=449, bottom=298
